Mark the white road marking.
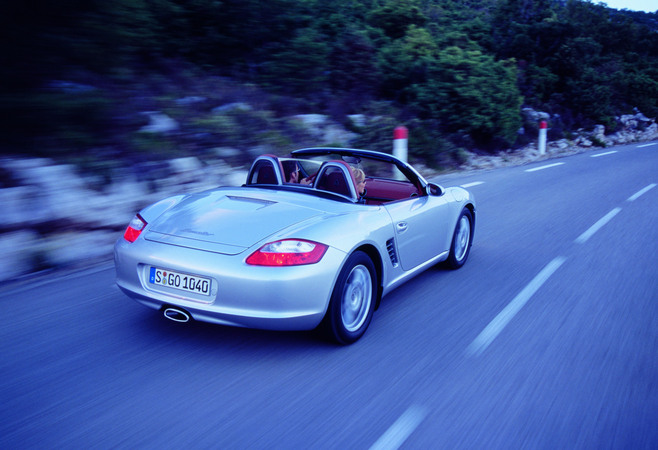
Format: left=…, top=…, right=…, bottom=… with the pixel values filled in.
left=590, top=151, right=617, bottom=157
left=460, top=181, right=484, bottom=188
left=637, top=142, right=657, bottom=148
left=574, top=208, right=622, bottom=244
left=370, top=405, right=427, bottom=450
left=525, top=162, right=565, bottom=172
left=627, top=183, right=657, bottom=202
left=466, top=257, right=567, bottom=357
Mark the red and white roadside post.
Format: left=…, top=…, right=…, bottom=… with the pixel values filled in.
left=538, top=120, right=548, bottom=155
left=393, top=126, right=408, bottom=180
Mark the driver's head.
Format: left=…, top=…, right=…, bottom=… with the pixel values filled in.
left=282, top=160, right=300, bottom=183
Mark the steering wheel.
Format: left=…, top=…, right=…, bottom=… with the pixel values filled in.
left=305, top=171, right=319, bottom=185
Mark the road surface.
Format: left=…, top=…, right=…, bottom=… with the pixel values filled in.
left=1, top=142, right=656, bottom=448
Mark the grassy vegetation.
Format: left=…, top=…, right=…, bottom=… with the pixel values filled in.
left=1, top=0, right=657, bottom=172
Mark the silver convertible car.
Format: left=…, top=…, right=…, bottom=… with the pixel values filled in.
left=114, top=148, right=476, bottom=344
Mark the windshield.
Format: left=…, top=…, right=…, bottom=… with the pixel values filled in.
left=288, top=153, right=406, bottom=182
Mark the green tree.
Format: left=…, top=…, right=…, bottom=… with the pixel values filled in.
left=491, top=0, right=557, bottom=59
left=378, top=26, right=439, bottom=100
left=329, top=27, right=381, bottom=101
left=417, top=45, right=523, bottom=146
left=367, top=0, right=427, bottom=39
left=615, top=67, right=658, bottom=117
left=564, top=66, right=615, bottom=128
left=259, top=27, right=331, bottom=95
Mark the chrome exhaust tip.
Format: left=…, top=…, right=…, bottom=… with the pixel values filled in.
left=163, top=307, right=191, bottom=323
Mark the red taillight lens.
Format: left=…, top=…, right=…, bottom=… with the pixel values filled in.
left=246, top=239, right=328, bottom=266
left=123, top=214, right=147, bottom=243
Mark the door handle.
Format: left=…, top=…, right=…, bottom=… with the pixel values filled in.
left=396, top=222, right=408, bottom=233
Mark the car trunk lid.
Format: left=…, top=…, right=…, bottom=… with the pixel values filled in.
left=144, top=192, right=324, bottom=255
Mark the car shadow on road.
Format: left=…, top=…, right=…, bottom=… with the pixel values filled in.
left=126, top=306, right=346, bottom=353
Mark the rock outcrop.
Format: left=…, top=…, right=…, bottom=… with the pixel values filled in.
left=0, top=156, right=247, bottom=282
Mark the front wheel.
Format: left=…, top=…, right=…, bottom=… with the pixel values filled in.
left=444, top=208, right=473, bottom=269
left=322, top=251, right=377, bottom=344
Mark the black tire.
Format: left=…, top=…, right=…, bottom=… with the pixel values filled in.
left=323, top=251, right=377, bottom=344
left=444, top=208, right=473, bottom=270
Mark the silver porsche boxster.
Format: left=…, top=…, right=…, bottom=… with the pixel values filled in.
left=114, top=148, right=476, bottom=344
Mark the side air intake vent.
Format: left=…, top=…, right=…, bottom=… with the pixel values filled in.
left=386, top=238, right=399, bottom=268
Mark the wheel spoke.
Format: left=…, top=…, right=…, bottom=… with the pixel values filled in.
left=341, top=265, right=372, bottom=332
left=455, top=216, right=470, bottom=261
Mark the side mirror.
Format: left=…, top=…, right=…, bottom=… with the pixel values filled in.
left=427, top=182, right=445, bottom=196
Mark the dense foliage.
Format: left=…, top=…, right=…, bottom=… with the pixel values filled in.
left=1, top=0, right=657, bottom=165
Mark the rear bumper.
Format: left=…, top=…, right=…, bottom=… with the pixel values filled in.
left=114, top=237, right=344, bottom=331
left=117, top=285, right=327, bottom=330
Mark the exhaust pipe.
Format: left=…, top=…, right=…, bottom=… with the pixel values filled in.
left=163, top=307, right=191, bottom=323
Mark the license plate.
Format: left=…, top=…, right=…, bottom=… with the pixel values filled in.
left=149, top=267, right=211, bottom=296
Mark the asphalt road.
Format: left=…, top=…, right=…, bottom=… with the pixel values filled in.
left=1, top=142, right=656, bottom=448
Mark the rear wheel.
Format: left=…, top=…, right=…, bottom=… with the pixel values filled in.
left=445, top=208, right=473, bottom=269
left=323, top=251, right=377, bottom=344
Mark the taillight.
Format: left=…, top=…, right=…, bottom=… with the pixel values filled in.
left=246, top=239, right=328, bottom=266
left=123, top=214, right=147, bottom=243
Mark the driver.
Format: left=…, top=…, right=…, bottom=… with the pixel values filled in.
left=282, top=160, right=312, bottom=185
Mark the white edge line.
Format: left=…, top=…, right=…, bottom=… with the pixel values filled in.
left=575, top=207, right=622, bottom=244
left=590, top=150, right=617, bottom=157
left=370, top=405, right=427, bottom=450
left=637, top=143, right=658, bottom=148
left=627, top=183, right=657, bottom=202
left=525, top=162, right=565, bottom=172
left=466, top=257, right=567, bottom=357
left=460, top=181, right=484, bottom=188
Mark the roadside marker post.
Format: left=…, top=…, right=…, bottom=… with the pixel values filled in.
left=539, top=120, right=547, bottom=155
left=393, top=126, right=408, bottom=180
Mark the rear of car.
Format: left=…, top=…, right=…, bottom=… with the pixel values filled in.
left=114, top=187, right=367, bottom=330
left=114, top=234, right=345, bottom=329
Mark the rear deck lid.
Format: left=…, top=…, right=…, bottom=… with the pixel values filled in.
left=145, top=192, right=324, bottom=255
